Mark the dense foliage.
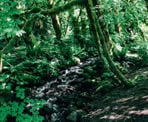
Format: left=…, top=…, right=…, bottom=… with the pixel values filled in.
left=0, top=0, right=148, bottom=122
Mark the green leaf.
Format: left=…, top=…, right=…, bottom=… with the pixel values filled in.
left=0, top=74, right=9, bottom=82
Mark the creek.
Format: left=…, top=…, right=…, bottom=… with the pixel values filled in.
left=31, top=57, right=100, bottom=122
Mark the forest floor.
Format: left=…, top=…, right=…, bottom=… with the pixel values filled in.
left=33, top=59, right=148, bottom=122
left=81, top=66, right=148, bottom=122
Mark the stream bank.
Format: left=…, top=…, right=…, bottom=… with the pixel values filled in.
left=30, top=58, right=148, bottom=122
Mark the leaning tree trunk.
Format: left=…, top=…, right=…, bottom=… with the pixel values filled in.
left=85, top=0, right=134, bottom=87
left=85, top=0, right=110, bottom=73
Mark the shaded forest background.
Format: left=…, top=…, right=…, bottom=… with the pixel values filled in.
left=0, top=0, right=148, bottom=122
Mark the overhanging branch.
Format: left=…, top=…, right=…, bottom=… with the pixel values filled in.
left=25, top=0, right=85, bottom=15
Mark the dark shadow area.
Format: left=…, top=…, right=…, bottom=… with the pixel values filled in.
left=81, top=67, right=148, bottom=122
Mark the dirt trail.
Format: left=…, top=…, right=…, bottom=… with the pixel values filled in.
left=82, top=67, right=148, bottom=122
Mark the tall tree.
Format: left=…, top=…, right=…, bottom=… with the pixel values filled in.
left=144, top=0, right=148, bottom=11
left=85, top=0, right=133, bottom=87
left=49, top=0, right=62, bottom=40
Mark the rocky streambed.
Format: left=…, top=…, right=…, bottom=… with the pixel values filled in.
left=28, top=58, right=148, bottom=122
left=30, top=57, right=101, bottom=122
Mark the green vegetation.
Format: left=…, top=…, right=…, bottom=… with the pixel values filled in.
left=0, top=0, right=148, bottom=122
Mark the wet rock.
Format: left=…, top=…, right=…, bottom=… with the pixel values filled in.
left=52, top=104, right=59, bottom=112
left=51, top=113, right=62, bottom=122
left=66, top=110, right=86, bottom=122
left=31, top=57, right=99, bottom=121
left=67, top=111, right=78, bottom=122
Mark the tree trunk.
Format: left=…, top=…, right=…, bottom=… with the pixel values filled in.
left=85, top=0, right=110, bottom=73
left=49, top=0, right=62, bottom=40
left=85, top=0, right=134, bottom=87
left=0, top=56, right=2, bottom=73
left=51, top=15, right=61, bottom=40
left=144, top=0, right=148, bottom=11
